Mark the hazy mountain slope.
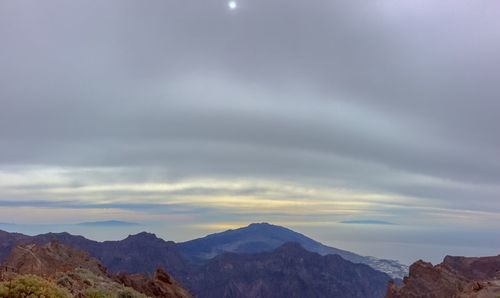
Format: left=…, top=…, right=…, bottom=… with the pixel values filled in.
left=0, top=230, right=32, bottom=261
left=184, top=242, right=391, bottom=298
left=33, top=231, right=189, bottom=275
left=178, top=222, right=408, bottom=279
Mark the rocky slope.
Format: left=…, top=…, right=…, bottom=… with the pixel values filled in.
left=178, top=222, right=408, bottom=279
left=0, top=230, right=31, bottom=261
left=386, top=255, right=500, bottom=298
left=4, top=240, right=106, bottom=277
left=0, top=241, right=192, bottom=298
left=184, top=242, right=391, bottom=298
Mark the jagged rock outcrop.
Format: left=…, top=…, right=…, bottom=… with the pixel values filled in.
left=386, top=255, right=500, bottom=298
left=116, top=268, right=192, bottom=298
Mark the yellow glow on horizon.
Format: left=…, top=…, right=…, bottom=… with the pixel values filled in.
left=0, top=166, right=444, bottom=227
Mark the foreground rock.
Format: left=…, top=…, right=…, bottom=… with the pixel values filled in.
left=116, top=268, right=192, bottom=298
left=386, top=255, right=500, bottom=298
left=0, top=241, right=192, bottom=298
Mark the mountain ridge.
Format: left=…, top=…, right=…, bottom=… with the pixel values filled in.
left=0, top=222, right=408, bottom=279
left=178, top=222, right=408, bottom=279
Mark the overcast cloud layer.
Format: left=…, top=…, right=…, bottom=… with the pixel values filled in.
left=1, top=0, right=500, bottom=263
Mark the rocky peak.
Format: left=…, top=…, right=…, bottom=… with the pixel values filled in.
left=248, top=222, right=271, bottom=228
left=125, top=232, right=160, bottom=242
left=156, top=267, right=173, bottom=284
left=115, top=267, right=192, bottom=298
left=407, top=260, right=439, bottom=279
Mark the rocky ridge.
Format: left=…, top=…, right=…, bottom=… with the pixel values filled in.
left=386, top=255, right=500, bottom=298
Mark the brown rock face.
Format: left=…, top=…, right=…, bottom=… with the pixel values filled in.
left=116, top=268, right=192, bottom=298
left=386, top=255, right=500, bottom=298
left=443, top=255, right=500, bottom=280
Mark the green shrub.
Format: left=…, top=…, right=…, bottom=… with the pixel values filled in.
left=84, top=288, right=110, bottom=298
left=117, top=288, right=146, bottom=298
left=0, top=274, right=72, bottom=298
left=84, top=287, right=147, bottom=298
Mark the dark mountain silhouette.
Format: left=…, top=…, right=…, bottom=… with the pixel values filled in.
left=184, top=242, right=391, bottom=298
left=1, top=223, right=407, bottom=278
left=178, top=222, right=407, bottom=279
left=386, top=255, right=500, bottom=297
left=0, top=224, right=404, bottom=298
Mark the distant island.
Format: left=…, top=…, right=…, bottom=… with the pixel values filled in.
left=75, top=220, right=140, bottom=227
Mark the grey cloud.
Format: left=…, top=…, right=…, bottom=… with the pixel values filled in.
left=1, top=0, right=500, bottom=222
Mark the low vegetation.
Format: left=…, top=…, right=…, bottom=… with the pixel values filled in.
left=0, top=274, right=72, bottom=298
left=0, top=271, right=148, bottom=298
left=58, top=269, right=148, bottom=298
left=84, top=287, right=148, bottom=298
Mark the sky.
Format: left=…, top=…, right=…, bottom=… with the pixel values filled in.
left=1, top=0, right=500, bottom=264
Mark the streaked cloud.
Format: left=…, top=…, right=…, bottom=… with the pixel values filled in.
left=341, top=220, right=395, bottom=225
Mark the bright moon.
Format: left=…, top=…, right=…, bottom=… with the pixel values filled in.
left=228, top=1, right=237, bottom=10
